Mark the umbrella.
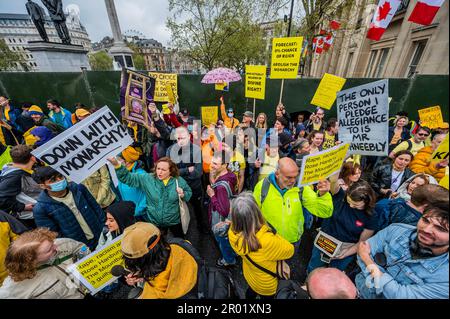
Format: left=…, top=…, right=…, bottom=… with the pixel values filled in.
left=201, top=67, right=242, bottom=84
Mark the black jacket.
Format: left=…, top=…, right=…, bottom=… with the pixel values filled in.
left=370, top=164, right=414, bottom=198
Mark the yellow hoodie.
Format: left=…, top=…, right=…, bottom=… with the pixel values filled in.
left=140, top=244, right=198, bottom=299
left=228, top=224, right=294, bottom=296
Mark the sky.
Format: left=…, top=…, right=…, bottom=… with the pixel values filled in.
left=0, top=0, right=172, bottom=46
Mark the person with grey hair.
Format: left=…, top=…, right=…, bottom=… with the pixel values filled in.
left=228, top=192, right=294, bottom=299
left=306, top=267, right=358, bottom=299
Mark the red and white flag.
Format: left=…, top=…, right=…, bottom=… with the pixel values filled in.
left=323, top=34, right=334, bottom=50
left=367, top=0, right=402, bottom=41
left=408, top=0, right=445, bottom=25
left=315, top=37, right=325, bottom=54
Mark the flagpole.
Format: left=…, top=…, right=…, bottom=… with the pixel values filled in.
left=279, top=0, right=295, bottom=105
left=253, top=98, right=256, bottom=121
left=279, top=80, right=284, bottom=104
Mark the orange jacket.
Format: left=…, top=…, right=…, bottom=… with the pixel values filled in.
left=220, top=102, right=240, bottom=129
left=409, top=146, right=446, bottom=181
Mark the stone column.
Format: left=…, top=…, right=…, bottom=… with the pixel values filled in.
left=104, top=0, right=123, bottom=45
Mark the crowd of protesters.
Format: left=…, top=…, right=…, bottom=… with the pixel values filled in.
left=0, top=93, right=448, bottom=300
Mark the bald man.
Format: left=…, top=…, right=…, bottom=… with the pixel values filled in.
left=253, top=157, right=333, bottom=245
left=306, top=267, right=358, bottom=299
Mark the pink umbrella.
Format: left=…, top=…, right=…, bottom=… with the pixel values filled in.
left=201, top=67, right=242, bottom=84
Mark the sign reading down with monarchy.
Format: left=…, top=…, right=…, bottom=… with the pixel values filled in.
left=32, top=106, right=133, bottom=184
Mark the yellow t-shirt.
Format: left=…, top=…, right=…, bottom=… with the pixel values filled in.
left=163, top=177, right=171, bottom=186
left=392, top=138, right=425, bottom=156
left=228, top=152, right=246, bottom=190
left=259, top=154, right=279, bottom=181
left=322, top=131, right=336, bottom=150
left=313, top=121, right=322, bottom=131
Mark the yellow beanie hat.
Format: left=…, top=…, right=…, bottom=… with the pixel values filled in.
left=29, top=105, right=44, bottom=115
left=121, top=146, right=140, bottom=163
left=75, top=108, right=91, bottom=118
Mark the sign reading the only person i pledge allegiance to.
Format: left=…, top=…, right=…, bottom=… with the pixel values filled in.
left=32, top=106, right=133, bottom=184
left=270, top=37, right=303, bottom=79
left=337, top=79, right=389, bottom=156
left=245, top=65, right=266, bottom=100
left=68, top=235, right=124, bottom=295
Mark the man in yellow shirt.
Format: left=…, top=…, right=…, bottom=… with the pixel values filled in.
left=389, top=126, right=431, bottom=158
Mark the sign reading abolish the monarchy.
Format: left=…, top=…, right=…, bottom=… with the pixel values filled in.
left=148, top=72, right=178, bottom=103
left=68, top=236, right=123, bottom=295
left=270, top=37, right=303, bottom=79
left=201, top=106, right=219, bottom=127
left=418, top=106, right=444, bottom=129
left=298, top=143, right=350, bottom=187
left=245, top=65, right=266, bottom=100
left=311, top=73, right=347, bottom=110
left=431, top=133, right=449, bottom=162
left=32, top=106, right=133, bottom=184
left=337, top=79, right=389, bottom=156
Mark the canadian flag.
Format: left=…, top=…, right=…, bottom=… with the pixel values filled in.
left=323, top=34, right=334, bottom=50
left=315, top=37, right=325, bottom=54
left=367, top=0, right=402, bottom=41
left=408, top=0, right=445, bottom=25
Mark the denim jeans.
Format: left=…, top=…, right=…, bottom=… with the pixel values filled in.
left=215, top=235, right=236, bottom=264
left=307, top=246, right=355, bottom=274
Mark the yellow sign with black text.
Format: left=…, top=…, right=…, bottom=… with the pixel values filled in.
left=418, top=106, right=444, bottom=129
left=270, top=37, right=303, bottom=79
left=245, top=65, right=266, bottom=100
left=431, top=133, right=449, bottom=163
left=311, top=73, right=347, bottom=110
left=148, top=72, right=178, bottom=103
left=201, top=106, right=219, bottom=127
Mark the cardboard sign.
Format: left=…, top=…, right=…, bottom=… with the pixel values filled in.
left=311, top=73, right=347, bottom=110
left=337, top=79, right=389, bottom=156
left=215, top=82, right=229, bottom=92
left=431, top=133, right=449, bottom=162
left=270, top=37, right=303, bottom=79
left=245, top=65, right=266, bottom=100
left=148, top=72, right=178, bottom=102
left=166, top=83, right=176, bottom=104
left=68, top=236, right=123, bottom=295
left=418, top=106, right=444, bottom=129
left=314, top=230, right=343, bottom=258
left=298, top=143, right=350, bottom=186
left=201, top=106, right=219, bottom=127
left=32, top=106, right=133, bottom=184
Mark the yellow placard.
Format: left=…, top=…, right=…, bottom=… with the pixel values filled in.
left=69, top=237, right=124, bottom=294
left=201, top=106, right=218, bottom=127
left=166, top=83, right=176, bottom=104
left=148, top=72, right=178, bottom=102
left=215, top=82, right=229, bottom=91
left=245, top=65, right=266, bottom=100
left=311, top=73, right=347, bottom=110
left=418, top=106, right=444, bottom=129
left=299, top=143, right=350, bottom=186
left=431, top=133, right=449, bottom=163
left=270, top=37, right=303, bottom=79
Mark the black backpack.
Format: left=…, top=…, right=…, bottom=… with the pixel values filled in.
left=168, top=238, right=238, bottom=299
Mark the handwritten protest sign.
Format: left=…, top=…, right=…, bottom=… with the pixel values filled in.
left=148, top=72, right=178, bottom=102
left=337, top=79, right=389, bottom=156
left=270, top=37, right=303, bottom=79
left=201, top=106, right=218, bottom=126
left=245, top=65, right=266, bottom=100
left=418, top=106, right=444, bottom=129
left=298, top=143, right=350, bottom=186
left=431, top=133, right=449, bottom=162
left=68, top=236, right=123, bottom=295
left=311, top=73, right=347, bottom=110
left=215, top=82, right=229, bottom=91
left=32, top=106, right=133, bottom=184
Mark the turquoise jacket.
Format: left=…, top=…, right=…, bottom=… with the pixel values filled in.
left=115, top=165, right=192, bottom=227
left=117, top=162, right=147, bottom=216
left=49, top=107, right=72, bottom=129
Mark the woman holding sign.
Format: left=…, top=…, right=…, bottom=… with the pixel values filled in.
left=307, top=178, right=378, bottom=274
left=108, top=157, right=192, bottom=238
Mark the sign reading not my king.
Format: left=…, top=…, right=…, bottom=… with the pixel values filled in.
left=32, top=106, right=133, bottom=184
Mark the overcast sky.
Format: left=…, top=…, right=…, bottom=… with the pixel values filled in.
left=0, top=0, right=172, bottom=46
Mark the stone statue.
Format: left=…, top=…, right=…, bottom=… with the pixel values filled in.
left=40, top=0, right=71, bottom=44
left=25, top=0, right=49, bottom=42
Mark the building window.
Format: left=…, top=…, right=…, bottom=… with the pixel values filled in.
left=406, top=40, right=427, bottom=78
left=365, top=50, right=377, bottom=77
left=344, top=52, right=354, bottom=77
left=374, top=48, right=390, bottom=77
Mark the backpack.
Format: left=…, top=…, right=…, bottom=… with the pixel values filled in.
left=168, top=238, right=238, bottom=299
left=405, top=139, right=413, bottom=152
left=260, top=177, right=314, bottom=230
left=210, top=180, right=235, bottom=237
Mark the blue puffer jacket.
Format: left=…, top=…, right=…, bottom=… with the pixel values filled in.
left=33, top=182, right=105, bottom=250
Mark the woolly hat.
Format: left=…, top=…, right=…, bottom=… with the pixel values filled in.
left=121, top=146, right=140, bottom=163
left=75, top=108, right=90, bottom=118
left=28, top=105, right=44, bottom=116
left=121, top=222, right=161, bottom=259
